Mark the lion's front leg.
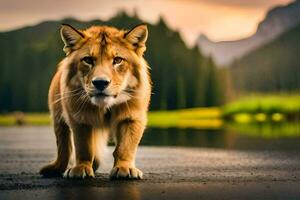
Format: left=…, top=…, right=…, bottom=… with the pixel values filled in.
left=40, top=120, right=72, bottom=177
left=110, top=119, right=145, bottom=180
left=64, top=124, right=95, bottom=179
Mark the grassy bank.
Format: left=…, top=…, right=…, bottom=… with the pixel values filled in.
left=0, top=113, right=51, bottom=126
left=223, top=94, right=300, bottom=122
left=148, top=107, right=222, bottom=129
left=0, top=107, right=222, bottom=129
left=1, top=94, right=299, bottom=128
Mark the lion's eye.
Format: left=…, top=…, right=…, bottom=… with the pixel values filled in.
left=82, top=56, right=94, bottom=65
left=113, top=57, right=123, bottom=65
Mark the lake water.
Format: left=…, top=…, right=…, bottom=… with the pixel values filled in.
left=143, top=127, right=300, bottom=151
left=1, top=124, right=300, bottom=151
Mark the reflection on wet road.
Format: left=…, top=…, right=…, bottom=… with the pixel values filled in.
left=1, top=126, right=300, bottom=199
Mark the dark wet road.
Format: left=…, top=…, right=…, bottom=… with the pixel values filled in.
left=0, top=126, right=300, bottom=200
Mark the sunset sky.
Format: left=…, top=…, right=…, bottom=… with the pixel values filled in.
left=0, top=0, right=294, bottom=45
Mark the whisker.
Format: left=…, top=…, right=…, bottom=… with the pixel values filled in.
left=73, top=94, right=90, bottom=118
left=121, top=91, right=143, bottom=100
left=55, top=88, right=83, bottom=96
left=53, top=90, right=85, bottom=104
left=125, top=100, right=132, bottom=114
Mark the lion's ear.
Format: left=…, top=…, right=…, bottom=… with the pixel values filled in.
left=125, top=24, right=148, bottom=47
left=60, top=24, right=84, bottom=54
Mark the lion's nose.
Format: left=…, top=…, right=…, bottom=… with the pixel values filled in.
left=92, top=77, right=110, bottom=91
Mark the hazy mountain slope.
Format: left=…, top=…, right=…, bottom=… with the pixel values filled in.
left=230, top=23, right=300, bottom=92
left=197, top=0, right=300, bottom=66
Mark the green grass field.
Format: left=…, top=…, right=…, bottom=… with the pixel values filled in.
left=223, top=94, right=300, bottom=115
left=1, top=94, right=299, bottom=128
left=0, top=107, right=222, bottom=129
left=148, top=107, right=222, bottom=129
left=0, top=113, right=51, bottom=126
left=222, top=94, right=300, bottom=122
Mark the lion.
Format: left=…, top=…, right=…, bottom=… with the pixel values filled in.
left=39, top=23, right=151, bottom=180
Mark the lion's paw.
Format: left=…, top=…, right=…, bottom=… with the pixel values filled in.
left=110, top=165, right=143, bottom=180
left=40, top=163, right=64, bottom=178
left=63, top=164, right=94, bottom=179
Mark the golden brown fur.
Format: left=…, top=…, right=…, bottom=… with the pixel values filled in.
left=40, top=24, right=151, bottom=179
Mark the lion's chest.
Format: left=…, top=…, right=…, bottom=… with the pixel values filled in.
left=65, top=101, right=110, bottom=128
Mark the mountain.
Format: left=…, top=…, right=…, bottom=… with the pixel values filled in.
left=197, top=0, right=300, bottom=66
left=0, top=13, right=223, bottom=112
left=230, top=22, right=300, bottom=92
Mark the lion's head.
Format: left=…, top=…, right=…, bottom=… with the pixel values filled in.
left=60, top=24, right=148, bottom=108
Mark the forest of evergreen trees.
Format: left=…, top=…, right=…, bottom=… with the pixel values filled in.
left=230, top=22, right=300, bottom=92
left=0, top=12, right=223, bottom=112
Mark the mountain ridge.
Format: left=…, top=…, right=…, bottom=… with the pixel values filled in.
left=198, top=0, right=300, bottom=66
